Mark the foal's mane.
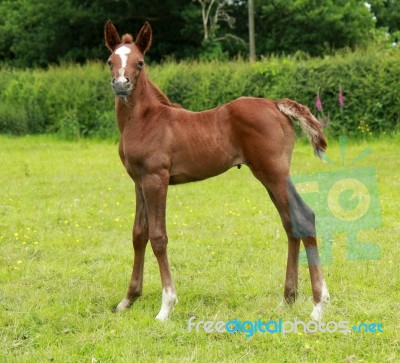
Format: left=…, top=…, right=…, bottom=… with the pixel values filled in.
left=147, top=80, right=181, bottom=108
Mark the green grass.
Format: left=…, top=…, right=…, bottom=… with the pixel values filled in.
left=0, top=135, right=399, bottom=362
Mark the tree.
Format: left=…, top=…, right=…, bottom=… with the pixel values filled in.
left=192, top=0, right=246, bottom=59
left=194, top=0, right=235, bottom=40
left=370, top=0, right=400, bottom=43
left=0, top=0, right=205, bottom=67
left=253, top=0, right=376, bottom=56
left=0, top=0, right=384, bottom=67
left=248, top=0, right=256, bottom=61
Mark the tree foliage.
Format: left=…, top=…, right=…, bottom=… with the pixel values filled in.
left=252, top=0, right=375, bottom=56
left=370, top=0, right=400, bottom=42
left=0, top=0, right=398, bottom=67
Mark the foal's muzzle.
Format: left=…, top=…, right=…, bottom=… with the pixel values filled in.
left=111, top=77, right=133, bottom=97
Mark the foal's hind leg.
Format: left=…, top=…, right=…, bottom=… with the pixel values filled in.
left=252, top=168, right=329, bottom=320
left=116, top=184, right=149, bottom=311
left=285, top=178, right=330, bottom=320
left=267, top=189, right=300, bottom=303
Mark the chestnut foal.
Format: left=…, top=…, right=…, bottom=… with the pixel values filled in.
left=104, top=21, right=330, bottom=322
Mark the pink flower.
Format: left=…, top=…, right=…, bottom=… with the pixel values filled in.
left=338, top=87, right=344, bottom=107
left=316, top=93, right=323, bottom=112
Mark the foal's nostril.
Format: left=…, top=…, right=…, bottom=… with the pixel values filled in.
left=113, top=77, right=130, bottom=84
left=111, top=76, right=133, bottom=97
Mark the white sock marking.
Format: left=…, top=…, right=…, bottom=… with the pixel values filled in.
left=310, top=279, right=330, bottom=321
left=155, top=288, right=177, bottom=322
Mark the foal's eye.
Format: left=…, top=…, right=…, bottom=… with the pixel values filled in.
left=107, top=60, right=113, bottom=68
left=137, top=60, right=145, bottom=69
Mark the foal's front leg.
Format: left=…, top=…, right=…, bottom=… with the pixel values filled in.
left=116, top=185, right=149, bottom=311
left=141, top=171, right=177, bottom=321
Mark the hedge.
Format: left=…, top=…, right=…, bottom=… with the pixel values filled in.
left=0, top=47, right=399, bottom=138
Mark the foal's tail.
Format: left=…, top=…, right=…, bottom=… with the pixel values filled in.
left=276, top=98, right=327, bottom=159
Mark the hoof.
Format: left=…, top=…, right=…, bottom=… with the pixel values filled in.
left=278, top=298, right=290, bottom=308
left=310, top=304, right=323, bottom=321
left=155, top=312, right=170, bottom=322
left=115, top=298, right=131, bottom=312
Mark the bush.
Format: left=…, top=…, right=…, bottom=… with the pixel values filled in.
left=0, top=47, right=399, bottom=138
left=0, top=63, right=118, bottom=139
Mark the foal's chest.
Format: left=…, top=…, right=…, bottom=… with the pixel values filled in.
left=119, top=129, right=170, bottom=176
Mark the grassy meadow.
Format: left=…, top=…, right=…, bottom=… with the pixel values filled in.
left=0, top=135, right=399, bottom=362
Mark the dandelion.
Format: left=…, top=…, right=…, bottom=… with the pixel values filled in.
left=338, top=87, right=344, bottom=107
left=316, top=93, right=323, bottom=112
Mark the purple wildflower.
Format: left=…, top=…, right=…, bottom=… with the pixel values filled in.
left=338, top=87, right=344, bottom=107
left=316, top=93, right=323, bottom=112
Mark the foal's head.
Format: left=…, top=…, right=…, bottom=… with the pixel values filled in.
left=104, top=20, right=152, bottom=99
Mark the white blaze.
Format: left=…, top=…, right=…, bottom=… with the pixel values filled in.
left=115, top=45, right=131, bottom=81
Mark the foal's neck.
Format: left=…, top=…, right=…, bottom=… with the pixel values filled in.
left=116, top=70, right=167, bottom=132
left=147, top=80, right=177, bottom=108
left=126, top=70, right=175, bottom=108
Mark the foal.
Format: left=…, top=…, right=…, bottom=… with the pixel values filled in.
left=104, top=21, right=330, bottom=322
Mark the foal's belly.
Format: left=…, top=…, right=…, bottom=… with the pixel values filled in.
left=168, top=144, right=242, bottom=185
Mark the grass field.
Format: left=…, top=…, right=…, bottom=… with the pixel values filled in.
left=0, top=135, right=399, bottom=362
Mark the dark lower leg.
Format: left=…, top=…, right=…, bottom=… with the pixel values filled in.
left=126, top=240, right=147, bottom=300
left=266, top=187, right=300, bottom=304
left=303, top=236, right=330, bottom=320
left=303, top=237, right=324, bottom=301
left=116, top=185, right=148, bottom=312
left=284, top=237, right=301, bottom=303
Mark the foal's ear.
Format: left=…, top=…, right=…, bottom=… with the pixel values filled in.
left=104, top=20, right=121, bottom=52
left=135, top=22, right=152, bottom=54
